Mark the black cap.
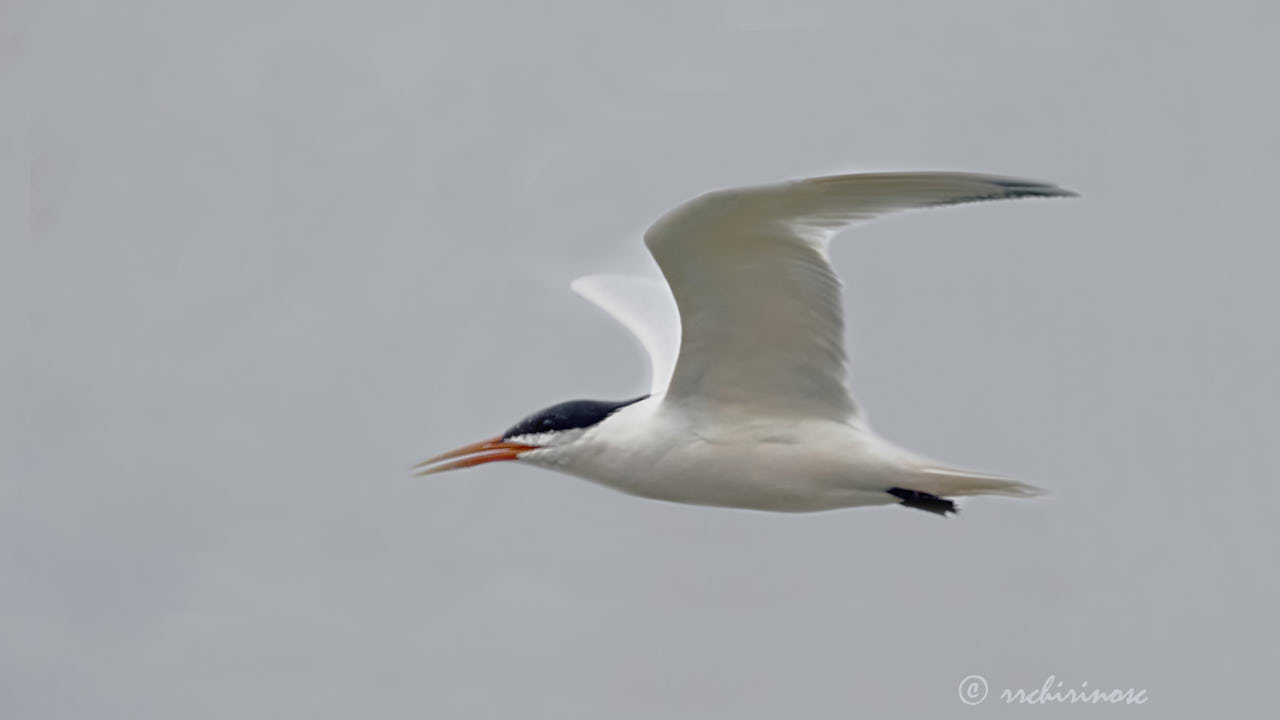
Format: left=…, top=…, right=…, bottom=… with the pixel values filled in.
left=502, top=396, right=648, bottom=440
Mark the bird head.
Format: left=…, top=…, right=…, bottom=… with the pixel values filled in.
left=414, top=396, right=648, bottom=476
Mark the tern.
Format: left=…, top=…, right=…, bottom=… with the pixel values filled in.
left=417, top=172, right=1075, bottom=515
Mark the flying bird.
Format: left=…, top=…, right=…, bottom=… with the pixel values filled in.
left=417, top=172, right=1075, bottom=515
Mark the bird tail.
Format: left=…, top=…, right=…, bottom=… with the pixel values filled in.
left=908, top=466, right=1045, bottom=499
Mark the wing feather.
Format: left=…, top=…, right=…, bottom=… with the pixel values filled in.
left=643, top=172, right=1074, bottom=419
left=571, top=274, right=681, bottom=396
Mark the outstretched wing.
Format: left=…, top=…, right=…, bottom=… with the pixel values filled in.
left=571, top=274, right=681, bottom=396
left=643, top=172, right=1075, bottom=420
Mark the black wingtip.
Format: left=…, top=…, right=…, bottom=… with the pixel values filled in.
left=923, top=178, right=1079, bottom=208
left=887, top=487, right=958, bottom=516
left=988, top=177, right=1079, bottom=199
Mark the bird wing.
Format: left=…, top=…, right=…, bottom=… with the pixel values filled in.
left=571, top=274, right=681, bottom=396
left=643, top=172, right=1075, bottom=420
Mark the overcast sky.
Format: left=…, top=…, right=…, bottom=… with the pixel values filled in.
left=4, top=1, right=1278, bottom=718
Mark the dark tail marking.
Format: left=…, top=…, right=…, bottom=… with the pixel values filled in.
left=888, top=487, right=957, bottom=517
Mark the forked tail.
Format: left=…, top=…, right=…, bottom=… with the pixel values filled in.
left=890, top=467, right=1044, bottom=516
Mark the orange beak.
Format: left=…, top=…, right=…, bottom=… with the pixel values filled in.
left=413, top=436, right=539, bottom=476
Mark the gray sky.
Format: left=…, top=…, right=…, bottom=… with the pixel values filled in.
left=5, top=1, right=1278, bottom=718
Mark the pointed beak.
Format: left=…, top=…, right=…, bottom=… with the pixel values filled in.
left=412, top=436, right=540, bottom=476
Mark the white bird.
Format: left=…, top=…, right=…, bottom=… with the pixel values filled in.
left=417, top=172, right=1075, bottom=515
